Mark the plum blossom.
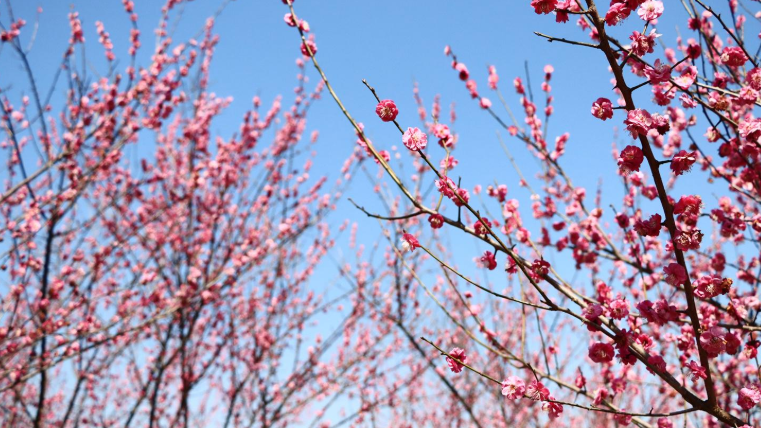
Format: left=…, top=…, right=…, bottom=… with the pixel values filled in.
left=501, top=376, right=525, bottom=400
left=428, top=213, right=444, bottom=229
left=588, top=342, right=615, bottom=363
left=644, top=59, right=671, bottom=84
left=530, top=0, right=557, bottom=15
left=400, top=233, right=419, bottom=253
left=629, top=30, right=659, bottom=57
left=670, top=150, right=697, bottom=176
left=591, top=97, right=613, bottom=120
left=637, top=299, right=678, bottom=325
left=300, top=40, right=317, bottom=56
left=685, top=360, right=707, bottom=381
left=721, top=46, right=748, bottom=67
left=699, top=326, right=728, bottom=358
left=605, top=3, right=631, bottom=26
left=607, top=299, right=630, bottom=320
left=375, top=100, right=398, bottom=122
left=638, top=1, right=664, bottom=21
left=542, top=397, right=563, bottom=419
left=480, top=251, right=497, bottom=270
left=526, top=380, right=550, bottom=401
left=446, top=347, right=467, bottom=373
left=617, top=145, right=644, bottom=174
left=634, top=213, right=662, bottom=237
left=673, top=229, right=703, bottom=251
left=624, top=109, right=653, bottom=138
left=673, top=66, right=697, bottom=90
left=662, top=263, right=687, bottom=286
left=402, top=127, right=427, bottom=151
left=738, top=383, right=761, bottom=410
left=693, top=275, right=731, bottom=300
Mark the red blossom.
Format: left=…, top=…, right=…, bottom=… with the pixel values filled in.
left=300, top=39, right=317, bottom=56
left=530, top=0, right=558, bottom=15
left=401, top=232, right=420, bottom=253
left=617, top=145, right=644, bottom=174
left=591, top=97, right=614, bottom=120
left=428, top=213, right=445, bottom=229
left=588, top=342, right=615, bottom=363
left=634, top=213, right=662, bottom=237
left=670, top=150, right=697, bottom=176
left=375, top=99, right=399, bottom=122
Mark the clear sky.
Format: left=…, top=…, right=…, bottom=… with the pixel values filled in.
left=2, top=0, right=657, bottom=283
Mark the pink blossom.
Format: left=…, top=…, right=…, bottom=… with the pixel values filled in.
left=739, top=118, right=761, bottom=143
left=605, top=3, right=631, bottom=26
left=637, top=299, right=678, bottom=325
left=613, top=412, right=633, bottom=426
left=638, top=1, right=664, bottom=21
left=680, top=93, right=697, bottom=108
left=501, top=376, right=525, bottom=400
left=531, top=259, right=551, bottom=279
left=699, top=326, right=727, bottom=358
left=629, top=30, right=659, bottom=57
left=479, top=97, right=492, bottom=109
left=721, top=46, right=748, bottom=67
left=455, top=62, right=469, bottom=80
left=674, top=195, right=703, bottom=223
left=684, top=360, right=707, bottom=382
left=647, top=354, right=667, bottom=373
left=644, top=59, right=671, bottom=84
left=435, top=176, right=457, bottom=198
left=746, top=67, right=761, bottom=90
left=402, top=127, right=428, bottom=151
left=526, top=380, right=550, bottom=401
left=662, top=263, right=687, bottom=286
left=488, top=65, right=499, bottom=89
left=607, top=299, right=630, bottom=319
left=673, top=66, right=697, bottom=90
left=283, top=13, right=297, bottom=27
left=583, top=303, right=603, bottom=321
left=446, top=347, right=467, bottom=373
left=650, top=113, right=670, bottom=135
left=624, top=109, right=652, bottom=138
left=738, top=384, right=761, bottom=410
left=473, top=217, right=492, bottom=236
left=453, top=188, right=470, bottom=206
left=541, top=396, right=563, bottom=419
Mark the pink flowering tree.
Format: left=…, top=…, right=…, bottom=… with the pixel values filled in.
left=285, top=0, right=761, bottom=426
left=0, top=2, right=423, bottom=427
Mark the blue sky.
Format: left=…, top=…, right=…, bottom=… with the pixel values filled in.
left=2, top=0, right=654, bottom=287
